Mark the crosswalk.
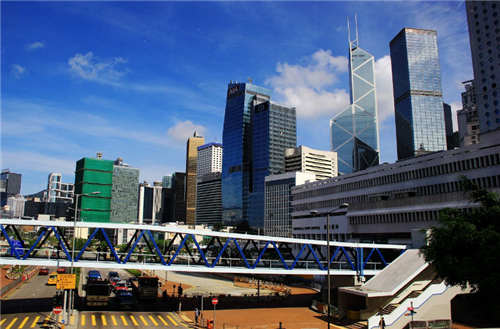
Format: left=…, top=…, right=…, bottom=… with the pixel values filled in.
left=0, top=313, right=187, bottom=328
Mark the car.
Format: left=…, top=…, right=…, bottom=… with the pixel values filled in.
left=115, top=291, right=135, bottom=310
left=87, top=270, right=102, bottom=282
left=108, top=271, right=119, bottom=279
left=38, top=267, right=49, bottom=275
left=47, top=272, right=58, bottom=285
left=57, top=267, right=66, bottom=274
left=113, top=281, right=128, bottom=293
left=109, top=276, right=121, bottom=286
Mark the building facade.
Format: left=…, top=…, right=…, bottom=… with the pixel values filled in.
left=195, top=172, right=222, bottom=226
left=331, top=28, right=379, bottom=174
left=46, top=173, right=74, bottom=203
left=457, top=80, right=480, bottom=147
left=222, top=82, right=271, bottom=226
left=264, top=172, right=316, bottom=238
left=285, top=145, right=338, bottom=180
left=249, top=101, right=297, bottom=228
left=291, top=130, right=500, bottom=246
left=465, top=1, right=500, bottom=134
left=390, top=28, right=447, bottom=160
left=0, top=169, right=22, bottom=207
left=74, top=154, right=112, bottom=223
left=185, top=133, right=205, bottom=225
left=138, top=181, right=163, bottom=225
left=197, top=142, right=223, bottom=178
left=110, top=158, right=139, bottom=224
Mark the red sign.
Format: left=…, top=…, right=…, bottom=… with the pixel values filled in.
left=407, top=306, right=414, bottom=311
left=212, top=298, right=218, bottom=305
left=53, top=306, right=63, bottom=314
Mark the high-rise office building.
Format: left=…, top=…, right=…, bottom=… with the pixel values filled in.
left=390, top=28, right=447, bottom=160
left=162, top=175, right=173, bottom=189
left=331, top=23, right=380, bottom=175
left=196, top=142, right=223, bottom=226
left=222, top=82, right=271, bottom=226
left=46, top=173, right=74, bottom=203
left=443, top=103, right=456, bottom=150
left=1, top=169, right=22, bottom=207
left=249, top=101, right=296, bottom=228
left=110, top=158, right=139, bottom=224
left=285, top=145, right=338, bottom=180
left=172, top=172, right=186, bottom=223
left=197, top=142, right=223, bottom=178
left=465, top=1, right=500, bottom=134
left=138, top=181, right=162, bottom=225
left=185, top=133, right=205, bottom=225
left=457, top=80, right=480, bottom=147
left=74, top=154, right=112, bottom=223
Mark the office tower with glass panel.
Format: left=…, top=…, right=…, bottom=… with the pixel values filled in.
left=222, top=82, right=271, bottom=226
left=390, top=28, right=447, bottom=160
left=185, top=133, right=205, bottom=225
left=249, top=101, right=297, bottom=228
left=465, top=1, right=500, bottom=134
left=330, top=29, right=380, bottom=175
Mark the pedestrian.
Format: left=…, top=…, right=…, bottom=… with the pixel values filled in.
left=379, top=316, right=386, bottom=329
left=194, top=308, right=199, bottom=325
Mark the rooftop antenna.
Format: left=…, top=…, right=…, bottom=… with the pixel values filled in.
left=355, top=13, right=359, bottom=47
left=247, top=77, right=253, bottom=84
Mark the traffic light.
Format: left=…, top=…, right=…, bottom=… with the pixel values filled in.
left=53, top=293, right=62, bottom=306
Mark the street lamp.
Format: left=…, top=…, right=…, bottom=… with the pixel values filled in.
left=310, top=203, right=349, bottom=328
left=69, top=191, right=100, bottom=318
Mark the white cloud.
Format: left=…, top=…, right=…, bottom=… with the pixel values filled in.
left=266, top=49, right=350, bottom=119
left=25, top=41, right=45, bottom=51
left=11, top=64, right=26, bottom=78
left=167, top=121, right=208, bottom=143
left=68, top=52, right=129, bottom=83
left=374, top=55, right=395, bottom=127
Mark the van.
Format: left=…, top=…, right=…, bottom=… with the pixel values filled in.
left=47, top=272, right=58, bottom=285
left=87, top=270, right=102, bottom=282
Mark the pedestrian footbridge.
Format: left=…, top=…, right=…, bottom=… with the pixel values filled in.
left=0, top=219, right=406, bottom=276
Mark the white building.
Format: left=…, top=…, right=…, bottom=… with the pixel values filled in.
left=264, top=172, right=316, bottom=238
left=285, top=145, right=338, bottom=180
left=45, top=173, right=74, bottom=203
left=292, top=130, right=500, bottom=247
left=197, top=142, right=223, bottom=179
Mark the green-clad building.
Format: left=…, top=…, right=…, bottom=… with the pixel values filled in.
left=74, top=155, right=113, bottom=223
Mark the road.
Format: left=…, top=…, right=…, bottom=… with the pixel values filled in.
left=1, top=267, right=189, bottom=329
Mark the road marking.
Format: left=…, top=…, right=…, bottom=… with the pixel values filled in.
left=139, top=316, right=149, bottom=326
left=30, top=316, right=40, bottom=328
left=167, top=316, right=178, bottom=326
left=148, top=316, right=159, bottom=326
left=5, top=318, right=17, bottom=329
left=156, top=316, right=168, bottom=326
left=1, top=319, right=6, bottom=326
left=120, top=316, right=128, bottom=326
left=18, top=316, right=29, bottom=328
left=130, top=316, right=138, bottom=326
left=81, top=315, right=86, bottom=326
left=92, top=315, right=96, bottom=326
left=102, top=315, right=107, bottom=326
left=111, top=316, right=118, bottom=326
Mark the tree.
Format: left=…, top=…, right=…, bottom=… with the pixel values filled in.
left=420, top=177, right=500, bottom=324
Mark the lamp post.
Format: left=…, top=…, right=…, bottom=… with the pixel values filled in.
left=69, top=191, right=100, bottom=318
left=310, top=203, right=349, bottom=328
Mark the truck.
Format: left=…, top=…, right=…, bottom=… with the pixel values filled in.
left=130, top=276, right=159, bottom=300
left=85, top=281, right=110, bottom=307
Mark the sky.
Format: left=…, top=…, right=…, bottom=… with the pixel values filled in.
left=1, top=1, right=473, bottom=195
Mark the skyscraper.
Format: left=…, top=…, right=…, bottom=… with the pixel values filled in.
left=330, top=22, right=380, bottom=174
left=249, top=101, right=296, bottom=228
left=1, top=169, right=22, bottom=207
left=222, top=82, right=271, bottom=226
left=465, top=1, right=500, bottom=134
left=110, top=158, right=139, bottom=224
left=457, top=80, right=480, bottom=147
left=197, top=142, right=223, bottom=178
left=285, top=145, right=338, bottom=180
left=185, top=133, right=205, bottom=225
left=74, top=154, right=112, bottom=223
left=390, top=28, right=447, bottom=160
left=196, top=142, right=223, bottom=226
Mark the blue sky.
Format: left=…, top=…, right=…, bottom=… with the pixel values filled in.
left=2, top=1, right=472, bottom=195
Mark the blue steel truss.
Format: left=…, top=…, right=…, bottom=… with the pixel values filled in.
left=0, top=219, right=406, bottom=275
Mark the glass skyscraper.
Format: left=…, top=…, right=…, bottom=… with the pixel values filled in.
left=465, top=1, right=500, bottom=134
left=249, top=101, right=296, bottom=228
left=222, top=82, right=271, bottom=226
left=330, top=32, right=379, bottom=175
left=390, top=28, right=447, bottom=160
